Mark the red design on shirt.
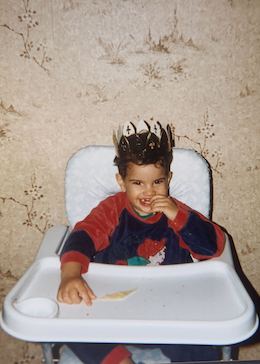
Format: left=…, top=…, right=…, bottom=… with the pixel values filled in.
left=115, top=260, right=128, bottom=265
left=137, top=238, right=166, bottom=259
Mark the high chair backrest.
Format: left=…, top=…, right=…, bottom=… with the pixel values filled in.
left=65, top=146, right=211, bottom=227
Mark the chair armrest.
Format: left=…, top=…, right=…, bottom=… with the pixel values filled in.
left=35, top=225, right=70, bottom=260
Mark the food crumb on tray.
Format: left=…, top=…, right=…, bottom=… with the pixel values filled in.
left=98, top=288, right=137, bottom=301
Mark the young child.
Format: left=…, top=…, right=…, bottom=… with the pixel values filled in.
left=57, top=120, right=225, bottom=364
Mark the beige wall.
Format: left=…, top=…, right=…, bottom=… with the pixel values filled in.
left=0, top=0, right=259, bottom=361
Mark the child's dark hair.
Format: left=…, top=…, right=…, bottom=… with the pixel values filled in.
left=114, top=123, right=174, bottom=178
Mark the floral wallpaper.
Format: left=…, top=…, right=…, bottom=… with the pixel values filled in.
left=0, top=0, right=259, bottom=361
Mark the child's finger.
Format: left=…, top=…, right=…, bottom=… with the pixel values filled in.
left=151, top=199, right=169, bottom=211
left=69, top=287, right=82, bottom=304
left=84, top=281, right=96, bottom=299
left=61, top=290, right=74, bottom=304
left=57, top=289, right=64, bottom=303
left=78, top=282, right=96, bottom=305
left=150, top=194, right=168, bottom=202
left=80, top=289, right=93, bottom=305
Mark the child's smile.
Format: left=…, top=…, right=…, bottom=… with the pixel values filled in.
left=116, top=162, right=171, bottom=216
left=140, top=198, right=152, bottom=207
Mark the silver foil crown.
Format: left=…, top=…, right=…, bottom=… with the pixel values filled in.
left=113, top=119, right=174, bottom=158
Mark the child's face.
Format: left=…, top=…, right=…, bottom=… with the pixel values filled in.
left=116, top=162, right=172, bottom=216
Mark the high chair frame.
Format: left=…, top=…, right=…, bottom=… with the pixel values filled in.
left=39, top=145, right=235, bottom=363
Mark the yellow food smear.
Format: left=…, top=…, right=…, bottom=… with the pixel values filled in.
left=99, top=288, right=136, bottom=301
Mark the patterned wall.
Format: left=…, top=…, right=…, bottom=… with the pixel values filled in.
left=0, top=0, right=259, bottom=361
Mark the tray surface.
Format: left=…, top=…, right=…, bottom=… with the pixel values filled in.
left=1, top=257, right=258, bottom=344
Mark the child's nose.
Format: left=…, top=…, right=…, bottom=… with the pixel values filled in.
left=144, top=185, right=155, bottom=196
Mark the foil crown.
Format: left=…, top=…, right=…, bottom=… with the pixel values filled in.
left=113, top=119, right=174, bottom=159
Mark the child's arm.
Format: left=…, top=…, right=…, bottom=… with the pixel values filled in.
left=60, top=194, right=122, bottom=274
left=58, top=195, right=123, bottom=304
left=151, top=194, right=225, bottom=259
left=57, top=261, right=96, bottom=305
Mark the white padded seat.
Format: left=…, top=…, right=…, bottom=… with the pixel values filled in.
left=65, top=146, right=211, bottom=227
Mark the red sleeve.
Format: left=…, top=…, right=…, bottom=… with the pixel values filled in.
left=60, top=251, right=90, bottom=274
left=169, top=202, right=189, bottom=231
left=73, top=192, right=125, bottom=252
left=60, top=193, right=126, bottom=273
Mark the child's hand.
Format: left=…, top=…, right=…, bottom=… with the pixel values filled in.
left=57, top=262, right=96, bottom=305
left=151, top=195, right=178, bottom=220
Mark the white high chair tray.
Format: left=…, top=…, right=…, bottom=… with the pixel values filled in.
left=1, top=257, right=258, bottom=345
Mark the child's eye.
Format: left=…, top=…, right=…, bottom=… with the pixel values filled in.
left=133, top=181, right=141, bottom=185
left=154, top=179, right=164, bottom=185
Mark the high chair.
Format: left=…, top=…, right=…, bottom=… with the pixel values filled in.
left=1, top=146, right=258, bottom=364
